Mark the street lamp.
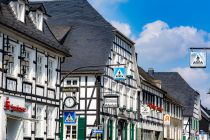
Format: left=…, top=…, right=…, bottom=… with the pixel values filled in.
left=59, top=64, right=126, bottom=140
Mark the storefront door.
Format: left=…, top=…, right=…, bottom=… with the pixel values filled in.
left=6, top=117, right=23, bottom=140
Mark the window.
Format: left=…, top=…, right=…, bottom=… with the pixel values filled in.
left=23, top=83, right=32, bottom=94
left=10, top=1, right=25, bottom=22
left=7, top=79, right=16, bottom=91
left=37, top=55, right=43, bottom=83
left=24, top=104, right=31, bottom=137
left=48, top=60, right=53, bottom=86
left=36, top=11, right=43, bottom=31
left=36, top=106, right=44, bottom=137
left=7, top=44, right=15, bottom=75
left=65, top=125, right=77, bottom=140
left=47, top=108, right=55, bottom=138
left=24, top=50, right=30, bottom=79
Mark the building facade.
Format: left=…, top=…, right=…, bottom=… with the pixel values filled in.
left=154, top=72, right=201, bottom=140
left=137, top=67, right=164, bottom=140
left=0, top=1, right=70, bottom=140
left=199, top=105, right=210, bottom=140
left=163, top=95, right=183, bottom=140
left=42, top=0, right=140, bottom=140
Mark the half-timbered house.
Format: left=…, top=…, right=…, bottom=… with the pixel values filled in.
left=137, top=67, right=165, bottom=140
left=42, top=0, right=140, bottom=139
left=154, top=72, right=201, bottom=140
left=0, top=1, right=70, bottom=140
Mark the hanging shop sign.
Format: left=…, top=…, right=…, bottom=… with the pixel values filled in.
left=104, top=94, right=119, bottom=108
left=4, top=97, right=26, bottom=112
left=164, top=114, right=171, bottom=125
left=190, top=51, right=206, bottom=68
left=140, top=104, right=150, bottom=117
left=113, top=67, right=126, bottom=80
left=63, top=111, right=76, bottom=125
left=61, top=86, right=79, bottom=92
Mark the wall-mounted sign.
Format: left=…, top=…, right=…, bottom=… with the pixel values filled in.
left=61, top=87, right=79, bottom=92
left=190, top=52, right=206, bottom=68
left=140, top=104, right=150, bottom=117
left=164, top=114, right=171, bottom=125
left=63, top=111, right=76, bottom=125
left=4, top=97, right=26, bottom=112
left=113, top=67, right=126, bottom=80
left=104, top=94, right=119, bottom=108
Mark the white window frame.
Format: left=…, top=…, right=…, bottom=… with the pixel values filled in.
left=23, top=104, right=32, bottom=137
left=36, top=105, right=44, bottom=138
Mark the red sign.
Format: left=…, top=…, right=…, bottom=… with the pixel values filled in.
left=4, top=97, right=26, bottom=112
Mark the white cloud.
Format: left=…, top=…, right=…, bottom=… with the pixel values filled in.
left=110, top=20, right=132, bottom=37
left=135, top=20, right=210, bottom=63
left=172, top=67, right=210, bottom=107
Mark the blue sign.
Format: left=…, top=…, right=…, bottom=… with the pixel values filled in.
left=92, top=129, right=103, bottom=134
left=200, top=130, right=205, bottom=135
left=113, top=67, right=126, bottom=80
left=63, top=112, right=76, bottom=124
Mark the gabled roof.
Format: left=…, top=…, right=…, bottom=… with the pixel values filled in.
left=0, top=1, right=70, bottom=56
left=153, top=72, right=199, bottom=117
left=41, top=0, right=116, bottom=73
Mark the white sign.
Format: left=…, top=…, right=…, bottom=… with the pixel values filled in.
left=140, top=104, right=150, bottom=117
left=190, top=52, right=206, bottom=68
left=164, top=114, right=171, bottom=125
left=104, top=98, right=118, bottom=108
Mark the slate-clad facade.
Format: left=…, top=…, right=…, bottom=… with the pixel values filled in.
left=42, top=0, right=140, bottom=140
left=0, top=0, right=70, bottom=140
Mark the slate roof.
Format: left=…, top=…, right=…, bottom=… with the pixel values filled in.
left=0, top=1, right=70, bottom=56
left=40, top=0, right=116, bottom=73
left=153, top=72, right=199, bottom=117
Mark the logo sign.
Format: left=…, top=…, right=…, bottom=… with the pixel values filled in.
left=104, top=94, right=119, bottom=108
left=63, top=112, right=76, bottom=125
left=4, top=97, right=26, bottom=113
left=190, top=52, right=206, bottom=68
left=113, top=67, right=126, bottom=80
left=140, top=104, right=150, bottom=117
left=164, top=114, right=171, bottom=125
left=61, top=87, right=79, bottom=92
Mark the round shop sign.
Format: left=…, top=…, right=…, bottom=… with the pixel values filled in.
left=140, top=104, right=151, bottom=117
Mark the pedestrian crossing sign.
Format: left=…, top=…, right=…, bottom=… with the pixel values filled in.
left=63, top=111, right=76, bottom=124
left=113, top=67, right=126, bottom=80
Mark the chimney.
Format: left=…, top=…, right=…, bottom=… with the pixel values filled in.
left=148, top=68, right=154, bottom=77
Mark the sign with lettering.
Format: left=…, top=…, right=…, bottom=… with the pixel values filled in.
left=190, top=52, right=206, bottom=68
left=140, top=104, right=150, bottom=117
left=104, top=94, right=119, bottom=108
left=4, top=97, right=26, bottom=113
left=61, top=87, right=79, bottom=92
left=164, top=114, right=171, bottom=125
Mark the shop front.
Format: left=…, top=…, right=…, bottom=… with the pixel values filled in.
left=2, top=95, right=27, bottom=140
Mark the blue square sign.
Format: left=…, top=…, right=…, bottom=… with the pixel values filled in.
left=63, top=112, right=76, bottom=125
left=114, top=67, right=126, bottom=80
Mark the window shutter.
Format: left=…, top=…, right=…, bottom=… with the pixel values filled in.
left=77, top=117, right=86, bottom=140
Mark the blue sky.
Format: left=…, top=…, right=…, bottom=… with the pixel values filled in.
left=88, top=0, right=210, bottom=107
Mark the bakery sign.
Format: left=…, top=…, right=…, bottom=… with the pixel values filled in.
left=4, top=97, right=26, bottom=113
left=104, top=94, right=119, bottom=108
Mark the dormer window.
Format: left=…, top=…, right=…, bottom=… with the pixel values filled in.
left=36, top=11, right=43, bottom=31
left=10, top=0, right=25, bottom=22
left=29, top=10, right=43, bottom=31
